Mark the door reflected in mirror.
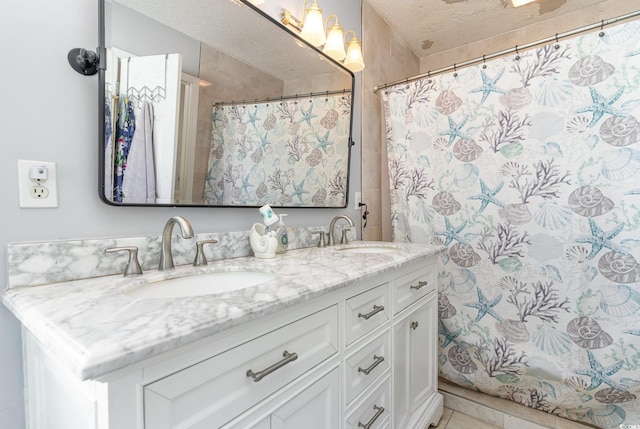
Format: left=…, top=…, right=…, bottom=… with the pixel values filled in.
left=101, top=0, right=354, bottom=207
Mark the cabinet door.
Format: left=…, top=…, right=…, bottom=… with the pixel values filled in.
left=393, top=294, right=437, bottom=429
left=270, top=369, right=339, bottom=429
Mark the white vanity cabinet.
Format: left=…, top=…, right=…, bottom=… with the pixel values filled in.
left=20, top=253, right=443, bottom=429
left=389, top=264, right=440, bottom=429
left=393, top=296, right=438, bottom=429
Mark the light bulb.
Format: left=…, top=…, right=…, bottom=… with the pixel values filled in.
left=344, top=34, right=365, bottom=72
left=323, top=17, right=346, bottom=61
left=511, top=0, right=536, bottom=6
left=300, top=1, right=326, bottom=47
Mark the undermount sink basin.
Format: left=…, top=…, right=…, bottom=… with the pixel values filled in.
left=126, top=271, right=276, bottom=299
left=335, top=245, right=400, bottom=254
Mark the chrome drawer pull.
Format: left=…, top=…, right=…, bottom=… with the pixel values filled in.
left=246, top=351, right=298, bottom=382
left=357, top=405, right=384, bottom=429
left=358, top=305, right=384, bottom=320
left=410, top=280, right=428, bottom=290
left=410, top=321, right=419, bottom=330
left=358, top=355, right=385, bottom=375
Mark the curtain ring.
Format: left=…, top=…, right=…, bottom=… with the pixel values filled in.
left=482, top=55, right=487, bottom=69
left=453, top=63, right=457, bottom=77
left=554, top=33, right=560, bottom=49
left=599, top=20, right=605, bottom=37
left=514, top=45, right=520, bottom=61
left=427, top=71, right=432, bottom=83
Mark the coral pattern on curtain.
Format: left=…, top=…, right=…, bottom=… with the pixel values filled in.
left=204, top=93, right=351, bottom=207
left=383, top=21, right=640, bottom=428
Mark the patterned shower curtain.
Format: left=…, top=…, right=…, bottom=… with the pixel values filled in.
left=203, top=93, right=351, bottom=207
left=383, top=20, right=640, bottom=428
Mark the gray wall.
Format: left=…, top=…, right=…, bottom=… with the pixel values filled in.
left=0, top=0, right=362, bottom=427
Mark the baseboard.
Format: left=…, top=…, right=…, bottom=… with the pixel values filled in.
left=438, top=378, right=598, bottom=429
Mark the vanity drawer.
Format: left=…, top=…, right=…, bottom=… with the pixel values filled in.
left=143, top=305, right=339, bottom=429
left=345, top=330, right=390, bottom=405
left=346, top=378, right=390, bottom=429
left=392, top=265, right=435, bottom=315
left=345, top=283, right=390, bottom=345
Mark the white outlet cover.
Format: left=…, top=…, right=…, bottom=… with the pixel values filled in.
left=18, top=160, right=58, bottom=208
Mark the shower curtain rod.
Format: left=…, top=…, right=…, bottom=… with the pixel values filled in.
left=373, top=9, right=640, bottom=93
left=213, top=88, right=351, bottom=107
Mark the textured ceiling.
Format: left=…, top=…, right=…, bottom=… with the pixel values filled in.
left=366, top=0, right=611, bottom=57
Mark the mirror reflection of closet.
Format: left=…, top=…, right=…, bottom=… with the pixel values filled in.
left=101, top=0, right=354, bottom=208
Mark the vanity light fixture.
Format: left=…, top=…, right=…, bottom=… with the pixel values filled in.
left=281, top=2, right=365, bottom=72
left=323, top=15, right=346, bottom=61
left=511, top=0, right=536, bottom=6
left=281, top=0, right=326, bottom=47
left=343, top=31, right=365, bottom=72
left=247, top=0, right=265, bottom=5
left=300, top=0, right=326, bottom=46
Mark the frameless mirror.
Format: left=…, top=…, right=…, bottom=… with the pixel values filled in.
left=99, top=0, right=354, bottom=207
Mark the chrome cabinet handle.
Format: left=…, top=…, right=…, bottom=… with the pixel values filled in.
left=358, top=405, right=385, bottom=429
left=410, top=280, right=428, bottom=290
left=410, top=321, right=419, bottom=330
left=358, top=305, right=384, bottom=320
left=246, top=351, right=298, bottom=382
left=358, top=355, right=385, bottom=375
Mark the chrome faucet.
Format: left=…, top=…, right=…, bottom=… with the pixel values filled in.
left=159, top=216, right=194, bottom=270
left=327, top=215, right=355, bottom=246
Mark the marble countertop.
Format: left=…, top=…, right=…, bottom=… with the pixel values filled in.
left=2, top=241, right=444, bottom=380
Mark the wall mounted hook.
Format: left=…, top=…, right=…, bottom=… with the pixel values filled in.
left=67, top=48, right=99, bottom=76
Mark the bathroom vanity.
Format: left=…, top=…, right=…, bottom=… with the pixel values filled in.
left=3, top=240, right=443, bottom=429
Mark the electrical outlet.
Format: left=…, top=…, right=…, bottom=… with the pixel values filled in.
left=30, top=186, right=49, bottom=199
left=354, top=191, right=362, bottom=210
left=18, top=160, right=58, bottom=208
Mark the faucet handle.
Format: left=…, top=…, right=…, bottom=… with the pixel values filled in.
left=313, top=231, right=327, bottom=248
left=193, top=239, right=218, bottom=266
left=340, top=228, right=351, bottom=245
left=105, top=246, right=143, bottom=277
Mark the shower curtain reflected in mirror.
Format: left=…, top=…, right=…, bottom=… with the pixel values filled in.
left=204, top=93, right=352, bottom=207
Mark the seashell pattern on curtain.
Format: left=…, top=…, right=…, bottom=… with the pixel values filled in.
left=382, top=20, right=640, bottom=428
left=203, top=93, right=351, bottom=207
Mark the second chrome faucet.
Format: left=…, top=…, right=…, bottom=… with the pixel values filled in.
left=327, top=215, right=355, bottom=246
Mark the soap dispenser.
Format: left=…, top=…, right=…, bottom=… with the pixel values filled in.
left=275, top=214, right=289, bottom=253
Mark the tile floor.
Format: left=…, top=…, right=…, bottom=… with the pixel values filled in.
left=432, top=379, right=598, bottom=429
left=433, top=407, right=502, bottom=429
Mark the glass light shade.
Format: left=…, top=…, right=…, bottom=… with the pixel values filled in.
left=300, top=1, right=326, bottom=47
left=323, top=22, right=346, bottom=61
left=511, top=0, right=535, bottom=6
left=344, top=36, right=365, bottom=72
left=248, top=0, right=265, bottom=5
